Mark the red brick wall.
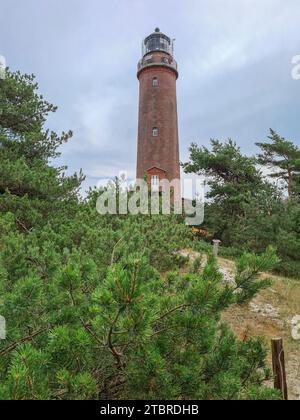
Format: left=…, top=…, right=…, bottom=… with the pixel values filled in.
left=136, top=51, right=181, bottom=187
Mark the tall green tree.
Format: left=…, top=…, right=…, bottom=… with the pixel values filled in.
left=182, top=139, right=279, bottom=244
left=256, top=129, right=300, bottom=198
left=0, top=70, right=84, bottom=230
left=183, top=136, right=300, bottom=278
left=183, top=139, right=263, bottom=204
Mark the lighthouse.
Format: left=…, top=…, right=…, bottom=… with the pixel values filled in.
left=136, top=28, right=181, bottom=194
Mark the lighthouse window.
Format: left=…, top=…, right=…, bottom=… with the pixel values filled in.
left=152, top=127, right=158, bottom=137
left=144, top=35, right=171, bottom=55
left=152, top=77, right=158, bottom=87
left=151, top=175, right=159, bottom=191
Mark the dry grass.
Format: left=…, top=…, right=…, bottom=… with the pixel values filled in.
left=180, top=250, right=300, bottom=400
left=219, top=257, right=300, bottom=400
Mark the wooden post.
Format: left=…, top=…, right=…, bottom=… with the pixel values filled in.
left=271, top=338, right=288, bottom=400
left=212, top=239, right=221, bottom=257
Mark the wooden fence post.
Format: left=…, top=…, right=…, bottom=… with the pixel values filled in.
left=212, top=239, right=221, bottom=257
left=271, top=338, right=288, bottom=400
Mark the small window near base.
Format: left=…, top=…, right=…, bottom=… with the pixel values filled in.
left=151, top=175, right=159, bottom=191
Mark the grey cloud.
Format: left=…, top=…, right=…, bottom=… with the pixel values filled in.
left=0, top=0, right=299, bottom=190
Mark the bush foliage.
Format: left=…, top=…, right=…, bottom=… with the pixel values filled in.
left=0, top=70, right=283, bottom=400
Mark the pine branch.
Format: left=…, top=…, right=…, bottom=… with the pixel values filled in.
left=107, top=308, right=124, bottom=369
left=111, top=237, right=124, bottom=265
left=0, top=327, right=49, bottom=357
left=156, top=304, right=189, bottom=321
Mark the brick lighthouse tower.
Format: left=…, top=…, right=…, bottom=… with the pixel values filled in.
left=136, top=28, right=181, bottom=193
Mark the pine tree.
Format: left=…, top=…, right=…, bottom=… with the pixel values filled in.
left=182, top=139, right=277, bottom=246
left=256, top=129, right=300, bottom=198
left=182, top=137, right=300, bottom=278
left=0, top=70, right=84, bottom=231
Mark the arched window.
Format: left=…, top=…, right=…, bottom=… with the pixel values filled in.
left=152, top=127, right=158, bottom=137
left=152, top=77, right=158, bottom=87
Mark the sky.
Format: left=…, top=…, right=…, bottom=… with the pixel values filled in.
left=0, top=0, right=299, bottom=191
